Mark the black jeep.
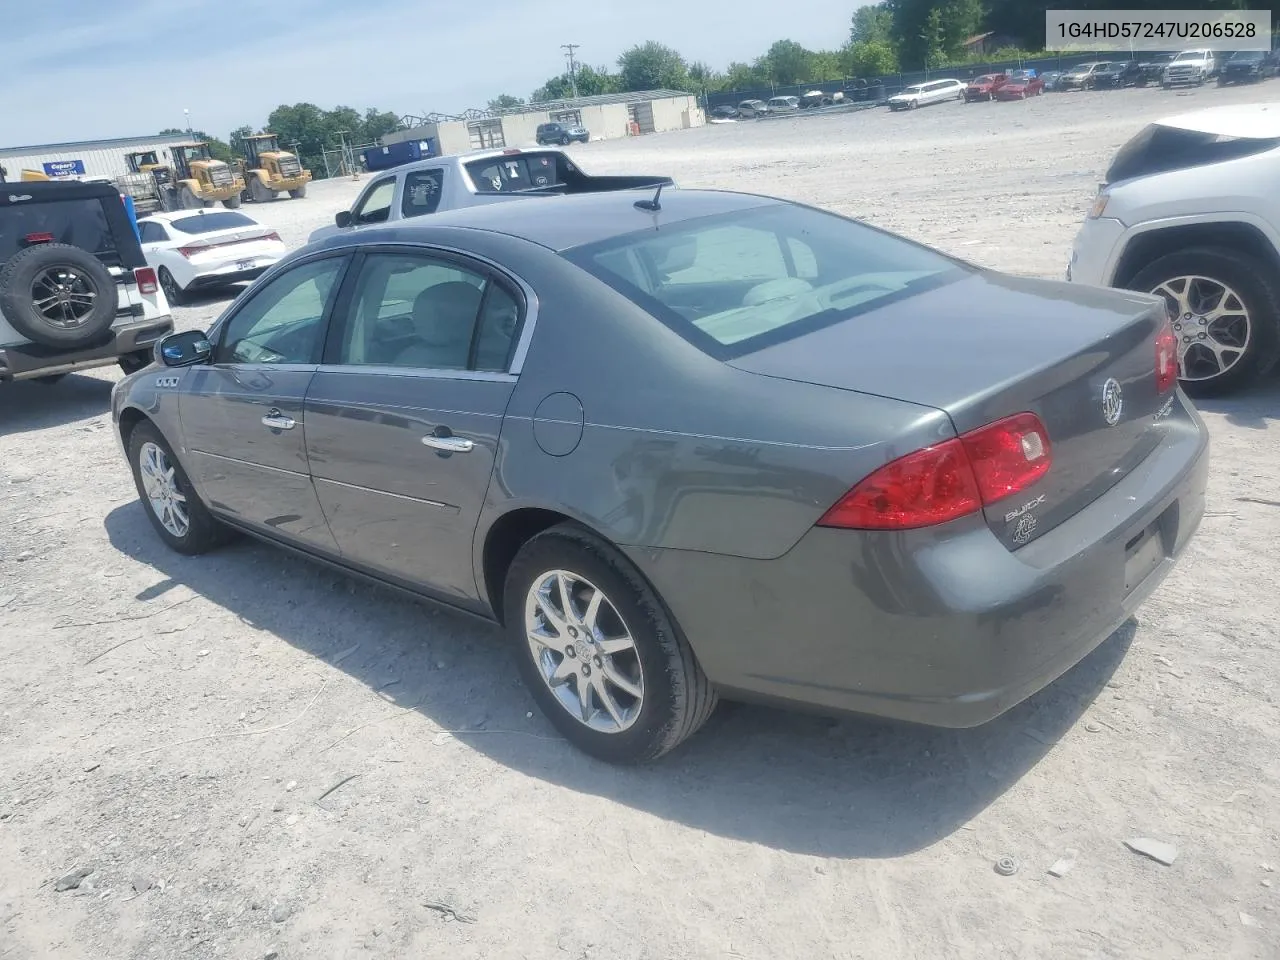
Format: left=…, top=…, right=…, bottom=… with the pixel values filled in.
left=1, top=180, right=173, bottom=383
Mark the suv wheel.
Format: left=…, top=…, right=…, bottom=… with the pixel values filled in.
left=503, top=524, right=717, bottom=763
left=1130, top=246, right=1280, bottom=396
left=0, top=242, right=117, bottom=348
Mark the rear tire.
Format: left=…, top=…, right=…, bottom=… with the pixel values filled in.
left=179, top=187, right=201, bottom=210
left=1128, top=246, right=1280, bottom=397
left=158, top=267, right=186, bottom=307
left=222, top=194, right=241, bottom=209
left=0, top=242, right=117, bottom=348
left=126, top=420, right=230, bottom=555
left=503, top=524, right=717, bottom=764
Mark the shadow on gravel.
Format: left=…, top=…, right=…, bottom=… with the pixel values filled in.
left=0, top=374, right=114, bottom=436
left=105, top=501, right=1132, bottom=859
left=1191, top=374, right=1280, bottom=430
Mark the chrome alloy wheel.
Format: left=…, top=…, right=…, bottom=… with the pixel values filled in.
left=524, top=570, right=644, bottom=733
left=31, top=267, right=97, bottom=328
left=1151, top=275, right=1252, bottom=382
left=138, top=441, right=190, bottom=538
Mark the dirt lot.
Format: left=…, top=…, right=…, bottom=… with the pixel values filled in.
left=3, top=85, right=1279, bottom=960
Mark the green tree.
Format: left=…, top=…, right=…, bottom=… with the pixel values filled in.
left=617, top=41, right=690, bottom=91
left=228, top=125, right=253, bottom=156
left=850, top=2, right=895, bottom=45
left=761, top=39, right=815, bottom=84
left=487, top=94, right=525, bottom=112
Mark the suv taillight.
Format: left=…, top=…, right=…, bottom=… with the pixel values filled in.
left=24, top=232, right=54, bottom=245
left=134, top=267, right=159, bottom=295
left=1155, top=322, right=1178, bottom=392
left=818, top=413, right=1052, bottom=531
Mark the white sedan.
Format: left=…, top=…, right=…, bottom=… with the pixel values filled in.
left=136, top=210, right=287, bottom=305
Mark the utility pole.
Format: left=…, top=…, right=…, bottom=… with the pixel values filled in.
left=561, top=43, right=580, bottom=98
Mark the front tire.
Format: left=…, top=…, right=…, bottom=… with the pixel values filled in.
left=126, top=421, right=229, bottom=555
left=222, top=194, right=241, bottom=209
left=179, top=187, right=202, bottom=210
left=288, top=184, right=307, bottom=199
left=1129, top=246, right=1280, bottom=397
left=503, top=524, right=717, bottom=763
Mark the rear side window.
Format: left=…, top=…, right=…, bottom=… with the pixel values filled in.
left=0, top=198, right=116, bottom=264
left=465, top=153, right=565, bottom=193
left=168, top=211, right=257, bottom=233
left=1106, top=124, right=1280, bottom=184
left=565, top=205, right=962, bottom=359
left=402, top=169, right=444, bottom=218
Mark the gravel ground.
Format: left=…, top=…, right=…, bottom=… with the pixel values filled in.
left=3, top=84, right=1279, bottom=960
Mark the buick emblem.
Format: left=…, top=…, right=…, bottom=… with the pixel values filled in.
left=1101, top=378, right=1123, bottom=426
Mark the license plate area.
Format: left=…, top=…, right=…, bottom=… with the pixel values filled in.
left=1123, top=520, right=1167, bottom=594
left=235, top=259, right=255, bottom=270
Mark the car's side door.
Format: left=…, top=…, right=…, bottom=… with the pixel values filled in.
left=349, top=175, right=399, bottom=227
left=303, top=247, right=525, bottom=606
left=178, top=253, right=350, bottom=552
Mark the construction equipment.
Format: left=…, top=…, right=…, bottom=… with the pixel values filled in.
left=114, top=150, right=171, bottom=215
left=234, top=133, right=311, bottom=203
left=157, top=142, right=245, bottom=210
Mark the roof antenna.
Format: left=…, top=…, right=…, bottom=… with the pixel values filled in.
left=634, top=181, right=664, bottom=212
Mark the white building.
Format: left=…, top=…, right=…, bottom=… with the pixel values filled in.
left=0, top=133, right=195, bottom=181
left=385, top=90, right=704, bottom=157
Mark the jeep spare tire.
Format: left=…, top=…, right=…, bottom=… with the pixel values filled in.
left=0, top=243, right=117, bottom=348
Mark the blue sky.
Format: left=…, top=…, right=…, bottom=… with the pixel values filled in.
left=3, top=0, right=864, bottom=147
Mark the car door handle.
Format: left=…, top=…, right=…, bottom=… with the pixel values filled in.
left=422, top=434, right=473, bottom=453
left=261, top=410, right=296, bottom=430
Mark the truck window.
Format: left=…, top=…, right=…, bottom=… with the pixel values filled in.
left=402, top=169, right=445, bottom=218
left=465, top=153, right=565, bottom=193
left=352, top=177, right=396, bottom=225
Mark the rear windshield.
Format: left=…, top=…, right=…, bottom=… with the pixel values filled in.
left=465, top=153, right=566, bottom=193
left=1229, top=51, right=1264, bottom=61
left=1106, top=123, right=1280, bottom=184
left=169, top=211, right=257, bottom=233
left=564, top=205, right=962, bottom=359
left=0, top=198, right=120, bottom=265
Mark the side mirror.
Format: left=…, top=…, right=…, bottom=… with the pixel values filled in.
left=157, top=330, right=212, bottom=367
left=335, top=210, right=353, bottom=228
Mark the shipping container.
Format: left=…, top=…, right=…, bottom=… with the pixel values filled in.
left=362, top=139, right=436, bottom=172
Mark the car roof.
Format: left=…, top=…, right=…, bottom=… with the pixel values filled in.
left=1157, top=102, right=1280, bottom=139
left=340, top=188, right=783, bottom=252
left=140, top=209, right=259, bottom=224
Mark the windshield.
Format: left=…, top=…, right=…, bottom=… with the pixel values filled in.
left=564, top=205, right=962, bottom=359
left=169, top=211, right=257, bottom=233
left=1172, top=51, right=1204, bottom=62
left=974, top=75, right=1000, bottom=83
left=1230, top=51, right=1264, bottom=61
left=902, top=85, right=925, bottom=94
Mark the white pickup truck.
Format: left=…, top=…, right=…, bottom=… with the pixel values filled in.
left=309, top=147, right=672, bottom=244
left=1163, top=49, right=1217, bottom=87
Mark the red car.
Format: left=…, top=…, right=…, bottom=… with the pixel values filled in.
left=964, top=73, right=1008, bottom=101
left=995, top=70, right=1045, bottom=99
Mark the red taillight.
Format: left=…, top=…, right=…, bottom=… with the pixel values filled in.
left=177, top=244, right=206, bottom=258
left=24, top=232, right=54, bottom=245
left=1155, top=322, right=1178, bottom=393
left=818, top=412, right=1052, bottom=531
left=134, top=266, right=158, bottom=295
left=264, top=231, right=281, bottom=242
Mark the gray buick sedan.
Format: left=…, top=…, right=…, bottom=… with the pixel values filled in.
left=111, top=188, right=1209, bottom=763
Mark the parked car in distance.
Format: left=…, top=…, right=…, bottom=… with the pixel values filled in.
left=114, top=187, right=1208, bottom=764
left=1092, top=60, right=1146, bottom=89
left=1218, top=50, right=1276, bottom=85
left=888, top=78, right=966, bottom=110
left=737, top=99, right=768, bottom=117
left=1059, top=62, right=1110, bottom=90
left=708, top=104, right=740, bottom=120
left=535, top=122, right=589, bottom=146
left=766, top=95, right=800, bottom=112
left=1163, top=49, right=1217, bottom=87
left=964, top=73, right=1008, bottom=101
left=995, top=69, right=1045, bottom=99
left=138, top=209, right=287, bottom=306
left=1138, top=54, right=1174, bottom=84
left=1, top=180, right=172, bottom=383
left=799, top=90, right=841, bottom=108
left=310, top=148, right=672, bottom=244
left=1069, top=102, right=1280, bottom=395
left=1041, top=70, right=1066, bottom=91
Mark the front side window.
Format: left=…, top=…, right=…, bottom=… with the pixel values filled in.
left=333, top=252, right=520, bottom=372
left=216, top=257, right=345, bottom=365
left=352, top=177, right=396, bottom=225
left=565, top=205, right=961, bottom=359
left=402, top=169, right=445, bottom=218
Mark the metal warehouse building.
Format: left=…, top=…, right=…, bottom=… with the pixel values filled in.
left=383, top=89, right=704, bottom=156
left=0, top=133, right=195, bottom=181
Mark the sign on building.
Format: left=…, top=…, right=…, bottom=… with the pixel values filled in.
left=42, top=159, right=86, bottom=178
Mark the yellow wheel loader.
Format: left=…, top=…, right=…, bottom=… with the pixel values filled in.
left=156, top=142, right=246, bottom=210
left=235, top=133, right=312, bottom=203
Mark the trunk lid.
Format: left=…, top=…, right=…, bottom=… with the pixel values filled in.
left=728, top=271, right=1174, bottom=548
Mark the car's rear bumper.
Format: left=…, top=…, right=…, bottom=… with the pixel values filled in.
left=0, top=316, right=174, bottom=381
left=187, top=253, right=283, bottom=289
left=629, top=397, right=1209, bottom=727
